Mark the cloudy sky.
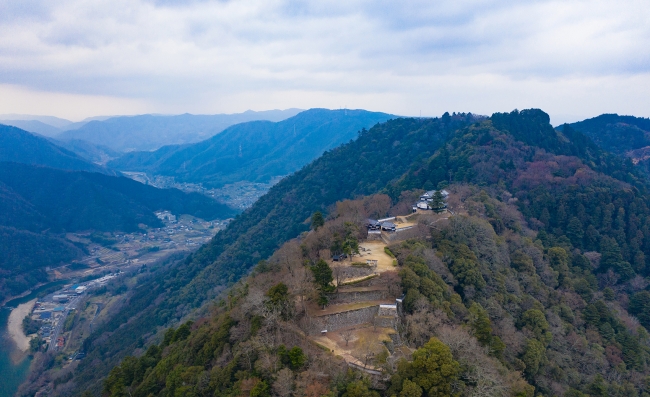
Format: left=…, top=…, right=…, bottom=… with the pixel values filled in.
left=0, top=0, right=648, bottom=123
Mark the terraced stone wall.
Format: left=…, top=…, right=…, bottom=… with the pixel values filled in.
left=312, top=305, right=379, bottom=333
left=328, top=289, right=387, bottom=304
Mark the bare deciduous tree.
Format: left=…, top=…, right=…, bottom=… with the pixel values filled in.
left=273, top=368, right=294, bottom=397
left=341, top=329, right=353, bottom=346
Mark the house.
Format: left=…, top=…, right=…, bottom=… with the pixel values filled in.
left=365, top=219, right=381, bottom=230
left=39, top=312, right=52, bottom=320
left=381, top=222, right=396, bottom=232
left=332, top=254, right=348, bottom=262
left=414, top=189, right=449, bottom=212
left=419, top=189, right=449, bottom=202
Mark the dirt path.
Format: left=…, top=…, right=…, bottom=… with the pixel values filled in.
left=356, top=241, right=395, bottom=272
left=8, top=299, right=36, bottom=352
left=312, top=334, right=380, bottom=371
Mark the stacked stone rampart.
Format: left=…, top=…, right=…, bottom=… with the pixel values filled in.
left=313, top=305, right=379, bottom=333
left=328, top=289, right=387, bottom=304
left=374, top=315, right=396, bottom=328
left=378, top=305, right=397, bottom=316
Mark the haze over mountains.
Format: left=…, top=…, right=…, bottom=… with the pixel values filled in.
left=0, top=121, right=239, bottom=303
left=0, top=108, right=393, bottom=302
left=109, top=108, right=394, bottom=186
left=0, top=125, right=110, bottom=174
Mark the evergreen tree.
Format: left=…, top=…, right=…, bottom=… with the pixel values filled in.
left=600, top=237, right=634, bottom=280
left=566, top=217, right=584, bottom=247
left=399, top=379, right=423, bottom=397
left=311, top=211, right=325, bottom=230
left=522, top=339, right=547, bottom=378
left=342, top=222, right=360, bottom=259
left=430, top=190, right=445, bottom=211
left=468, top=302, right=492, bottom=346
left=342, top=380, right=380, bottom=397
left=311, top=259, right=334, bottom=291
left=390, top=337, right=460, bottom=397
left=629, top=291, right=650, bottom=329
left=311, top=259, right=334, bottom=308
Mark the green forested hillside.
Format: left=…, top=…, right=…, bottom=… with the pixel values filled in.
left=108, top=109, right=394, bottom=187
left=0, top=162, right=236, bottom=233
left=0, top=226, right=82, bottom=300
left=0, top=162, right=237, bottom=302
left=560, top=114, right=650, bottom=154
left=559, top=114, right=650, bottom=177
left=0, top=124, right=108, bottom=173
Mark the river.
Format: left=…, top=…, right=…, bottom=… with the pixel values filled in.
left=0, top=281, right=69, bottom=397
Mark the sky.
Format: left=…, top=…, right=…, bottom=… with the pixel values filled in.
left=0, top=0, right=648, bottom=124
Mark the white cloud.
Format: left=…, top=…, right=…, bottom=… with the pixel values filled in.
left=0, top=0, right=648, bottom=121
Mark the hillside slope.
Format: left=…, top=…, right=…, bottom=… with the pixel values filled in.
left=0, top=124, right=109, bottom=173
left=108, top=108, right=395, bottom=186
left=560, top=114, right=650, bottom=154
left=50, top=139, right=122, bottom=165
left=59, top=109, right=650, bottom=397
left=58, top=109, right=303, bottom=152
left=88, top=110, right=650, bottom=397
left=0, top=162, right=237, bottom=301
left=0, top=162, right=236, bottom=233
left=64, top=115, right=474, bottom=392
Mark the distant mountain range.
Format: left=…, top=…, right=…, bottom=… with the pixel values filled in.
left=108, top=108, right=394, bottom=187
left=54, top=109, right=303, bottom=152
left=0, top=124, right=110, bottom=174
left=0, top=123, right=241, bottom=302
left=1, top=109, right=304, bottom=154
left=0, top=113, right=79, bottom=129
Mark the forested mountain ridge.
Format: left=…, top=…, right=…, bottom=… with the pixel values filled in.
left=108, top=108, right=395, bottom=187
left=0, top=162, right=237, bottom=302
left=57, top=109, right=303, bottom=152
left=0, top=162, right=236, bottom=233
left=61, top=114, right=476, bottom=393
left=0, top=124, right=109, bottom=174
left=45, top=109, right=650, bottom=397
left=98, top=107, right=650, bottom=396
left=560, top=114, right=650, bottom=155
left=559, top=114, right=650, bottom=178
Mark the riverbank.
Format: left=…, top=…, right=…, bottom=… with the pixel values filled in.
left=7, top=299, right=36, bottom=354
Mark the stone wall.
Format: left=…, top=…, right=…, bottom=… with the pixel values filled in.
left=311, top=305, right=379, bottom=333
left=367, top=231, right=382, bottom=241
left=374, top=315, right=396, bottom=328
left=378, top=305, right=397, bottom=316
left=327, top=289, right=387, bottom=304
left=382, top=224, right=428, bottom=243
